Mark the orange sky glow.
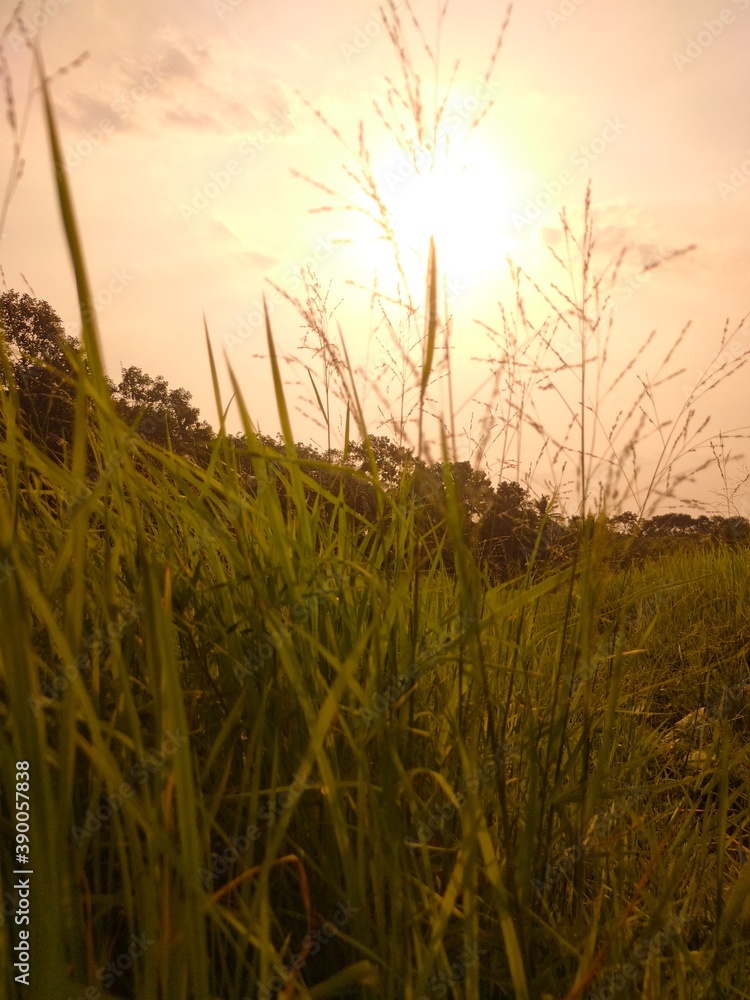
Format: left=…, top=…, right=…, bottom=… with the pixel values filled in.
left=1, top=0, right=750, bottom=515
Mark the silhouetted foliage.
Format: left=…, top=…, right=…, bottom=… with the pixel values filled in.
left=0, top=289, right=80, bottom=456
left=4, top=291, right=748, bottom=578
left=112, top=365, right=214, bottom=463
left=477, top=480, right=540, bottom=580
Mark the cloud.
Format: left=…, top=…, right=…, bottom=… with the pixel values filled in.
left=153, top=33, right=299, bottom=133
left=208, top=221, right=279, bottom=269
left=237, top=248, right=279, bottom=269
left=552, top=201, right=651, bottom=249
left=163, top=106, right=225, bottom=131
left=208, top=220, right=238, bottom=241
left=157, top=46, right=201, bottom=81
left=162, top=74, right=296, bottom=135
left=53, top=26, right=301, bottom=143
left=58, top=92, right=120, bottom=130
left=56, top=53, right=174, bottom=134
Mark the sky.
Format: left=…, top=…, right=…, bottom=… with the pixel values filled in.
left=1, top=0, right=750, bottom=515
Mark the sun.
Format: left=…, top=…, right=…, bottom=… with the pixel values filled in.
left=373, top=140, right=516, bottom=296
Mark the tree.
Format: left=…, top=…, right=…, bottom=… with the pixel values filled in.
left=112, top=365, right=214, bottom=462
left=642, top=513, right=698, bottom=537
left=611, top=511, right=639, bottom=535
left=0, top=289, right=80, bottom=455
left=477, top=480, right=538, bottom=580
left=349, top=435, right=417, bottom=492
left=0, top=291, right=218, bottom=467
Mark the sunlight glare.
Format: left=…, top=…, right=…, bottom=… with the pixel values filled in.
left=375, top=141, right=515, bottom=294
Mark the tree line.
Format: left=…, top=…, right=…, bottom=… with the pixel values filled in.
left=2, top=289, right=747, bottom=579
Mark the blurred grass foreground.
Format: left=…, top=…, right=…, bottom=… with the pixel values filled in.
left=1, top=27, right=750, bottom=1000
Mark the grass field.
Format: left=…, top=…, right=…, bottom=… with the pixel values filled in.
left=2, top=31, right=750, bottom=1000
left=2, top=335, right=750, bottom=999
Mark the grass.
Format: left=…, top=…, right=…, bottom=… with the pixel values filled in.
left=2, top=351, right=750, bottom=999
left=2, top=5, right=750, bottom=999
